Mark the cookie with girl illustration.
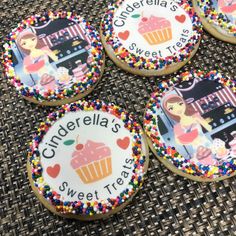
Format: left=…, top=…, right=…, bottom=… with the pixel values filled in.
left=3, top=11, right=105, bottom=106
left=193, top=0, right=236, bottom=44
left=144, top=70, right=236, bottom=181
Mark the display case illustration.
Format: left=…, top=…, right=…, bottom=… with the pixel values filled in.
left=156, top=77, right=236, bottom=165
left=12, top=18, right=93, bottom=90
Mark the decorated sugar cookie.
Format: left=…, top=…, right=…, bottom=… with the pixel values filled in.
left=101, top=0, right=202, bottom=76
left=144, top=70, right=236, bottom=181
left=193, top=0, right=236, bottom=44
left=3, top=12, right=104, bottom=106
left=28, top=100, right=149, bottom=220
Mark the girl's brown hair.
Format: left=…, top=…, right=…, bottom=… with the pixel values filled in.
left=16, top=31, right=46, bottom=55
left=162, top=94, right=197, bottom=122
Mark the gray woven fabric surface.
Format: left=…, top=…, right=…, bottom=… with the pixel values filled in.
left=0, top=0, right=236, bottom=235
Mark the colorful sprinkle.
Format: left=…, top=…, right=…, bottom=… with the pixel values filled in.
left=144, top=70, right=236, bottom=179
left=3, top=11, right=104, bottom=102
left=28, top=100, right=146, bottom=215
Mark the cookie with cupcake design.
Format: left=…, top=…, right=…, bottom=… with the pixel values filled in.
left=27, top=100, right=149, bottom=220
left=101, top=0, right=202, bottom=76
left=3, top=12, right=104, bottom=106
left=193, top=0, right=236, bottom=44
left=144, top=70, right=236, bottom=181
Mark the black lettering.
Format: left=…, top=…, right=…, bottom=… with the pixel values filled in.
left=58, top=125, right=68, bottom=137
left=160, top=0, right=167, bottom=7
left=129, top=43, right=136, bottom=50
left=112, top=182, right=117, bottom=190
left=121, top=171, right=129, bottom=178
left=67, top=188, right=77, bottom=197
left=180, top=37, right=187, bottom=43
left=176, top=42, right=182, bottom=48
left=67, top=121, right=75, bottom=131
left=83, top=116, right=91, bottom=125
left=50, top=135, right=62, bottom=146
left=96, top=114, right=100, bottom=125
left=136, top=47, right=144, bottom=55
left=120, top=11, right=129, bottom=19
left=77, top=192, right=84, bottom=200
left=95, top=190, right=99, bottom=200
left=145, top=51, right=150, bottom=57
left=183, top=29, right=189, bottom=34
left=166, top=46, right=173, bottom=54
left=170, top=5, right=178, bottom=11
left=146, top=0, right=153, bottom=5
left=104, top=184, right=112, bottom=194
left=133, top=2, right=140, bottom=8
left=123, top=164, right=132, bottom=170
left=59, top=181, right=68, bottom=192
left=112, top=123, right=121, bottom=133
left=46, top=142, right=57, bottom=149
left=117, top=178, right=124, bottom=185
left=76, top=117, right=80, bottom=127
left=42, top=148, right=55, bottom=159
left=87, top=192, right=93, bottom=201
left=126, top=4, right=134, bottom=12
left=114, top=19, right=125, bottom=27
left=125, top=158, right=133, bottom=164
left=100, top=118, right=108, bottom=127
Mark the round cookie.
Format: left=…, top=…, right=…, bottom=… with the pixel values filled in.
left=193, top=0, right=236, bottom=44
left=28, top=100, right=149, bottom=220
left=3, top=12, right=105, bottom=106
left=100, top=0, right=202, bottom=76
left=144, top=70, right=236, bottom=181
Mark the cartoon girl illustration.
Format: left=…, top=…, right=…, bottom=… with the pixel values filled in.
left=218, top=0, right=236, bottom=22
left=16, top=30, right=59, bottom=90
left=162, top=94, right=216, bottom=165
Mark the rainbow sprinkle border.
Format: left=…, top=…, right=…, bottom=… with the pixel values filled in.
left=101, top=0, right=202, bottom=71
left=28, top=100, right=146, bottom=216
left=196, top=0, right=236, bottom=35
left=3, top=11, right=104, bottom=102
left=144, top=70, right=236, bottom=179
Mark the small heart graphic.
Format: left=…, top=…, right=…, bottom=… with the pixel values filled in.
left=118, top=30, right=130, bottom=40
left=46, top=164, right=60, bottom=178
left=175, top=14, right=186, bottom=23
left=117, top=137, right=130, bottom=150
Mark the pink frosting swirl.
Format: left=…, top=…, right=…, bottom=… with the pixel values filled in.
left=229, top=139, right=236, bottom=151
left=138, top=16, right=171, bottom=34
left=70, top=140, right=111, bottom=169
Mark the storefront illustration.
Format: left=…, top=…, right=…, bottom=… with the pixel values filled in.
left=12, top=18, right=93, bottom=90
left=157, top=77, right=236, bottom=165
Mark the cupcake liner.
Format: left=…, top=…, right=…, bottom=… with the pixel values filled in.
left=142, top=28, right=172, bottom=45
left=76, top=157, right=112, bottom=184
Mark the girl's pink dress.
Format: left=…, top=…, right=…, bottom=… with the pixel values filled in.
left=218, top=0, right=236, bottom=13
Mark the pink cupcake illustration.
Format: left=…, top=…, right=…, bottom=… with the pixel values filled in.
left=40, top=74, right=57, bottom=90
left=138, top=15, right=172, bottom=45
left=68, top=137, right=112, bottom=184
left=218, top=0, right=236, bottom=16
left=195, top=146, right=215, bottom=165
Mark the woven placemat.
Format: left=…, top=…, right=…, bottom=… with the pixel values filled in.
left=0, top=0, right=236, bottom=235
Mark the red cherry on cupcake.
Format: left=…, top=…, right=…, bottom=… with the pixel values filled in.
left=76, top=144, right=84, bottom=150
left=141, top=17, right=148, bottom=22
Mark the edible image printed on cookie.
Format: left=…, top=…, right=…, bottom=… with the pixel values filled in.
left=144, top=71, right=236, bottom=181
left=3, top=12, right=104, bottom=105
left=113, top=0, right=193, bottom=58
left=217, top=0, right=236, bottom=22
left=28, top=101, right=148, bottom=219
left=193, top=0, right=236, bottom=43
left=14, top=20, right=91, bottom=89
left=101, top=0, right=202, bottom=76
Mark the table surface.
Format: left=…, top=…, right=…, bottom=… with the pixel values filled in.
left=0, top=0, right=236, bottom=235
